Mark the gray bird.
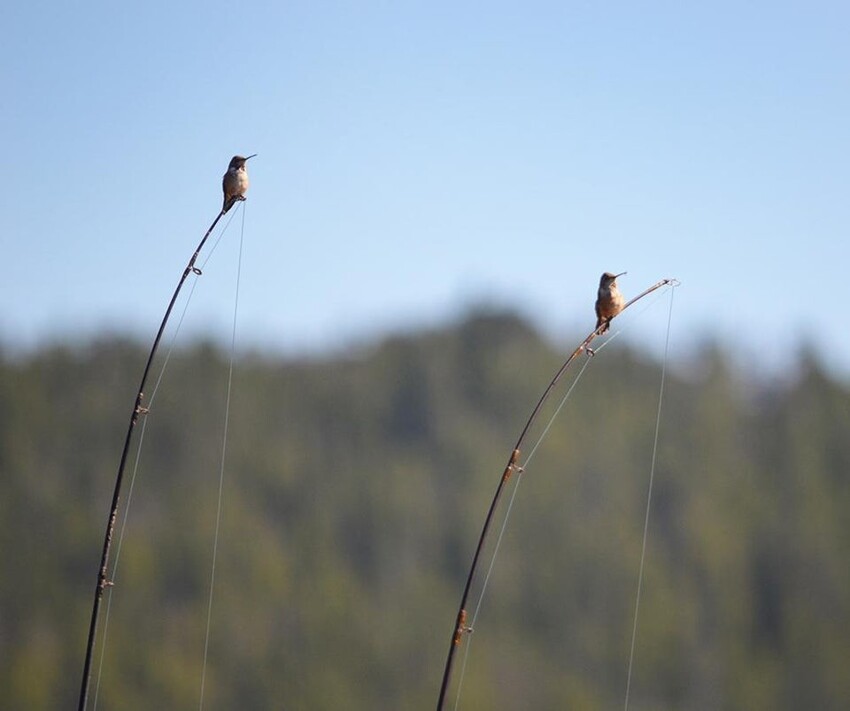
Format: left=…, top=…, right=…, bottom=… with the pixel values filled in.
left=222, top=154, right=256, bottom=213
left=595, top=271, right=626, bottom=333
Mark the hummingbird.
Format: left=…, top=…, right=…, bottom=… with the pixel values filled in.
left=222, top=154, right=256, bottom=214
left=595, top=271, right=626, bottom=334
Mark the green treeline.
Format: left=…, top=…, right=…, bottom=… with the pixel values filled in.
left=1, top=310, right=848, bottom=709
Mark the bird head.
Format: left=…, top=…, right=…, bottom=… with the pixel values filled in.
left=228, top=154, right=257, bottom=170
left=599, top=271, right=627, bottom=287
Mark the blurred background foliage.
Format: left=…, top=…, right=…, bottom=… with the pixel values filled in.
left=1, top=309, right=849, bottom=709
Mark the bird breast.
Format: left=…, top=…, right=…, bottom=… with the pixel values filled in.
left=224, top=168, right=249, bottom=197
left=597, top=286, right=624, bottom=318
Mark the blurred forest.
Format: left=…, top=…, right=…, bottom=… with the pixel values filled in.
left=1, top=310, right=849, bottom=710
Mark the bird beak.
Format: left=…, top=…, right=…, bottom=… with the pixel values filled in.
left=614, top=271, right=627, bottom=278
left=245, top=154, right=257, bottom=160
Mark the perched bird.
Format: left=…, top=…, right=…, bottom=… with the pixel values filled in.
left=595, top=271, right=626, bottom=333
left=222, top=154, right=256, bottom=213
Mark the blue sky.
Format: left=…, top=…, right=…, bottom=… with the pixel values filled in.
left=2, top=2, right=848, bottom=374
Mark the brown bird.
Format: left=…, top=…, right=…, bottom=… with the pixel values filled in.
left=222, top=154, right=256, bottom=214
left=595, top=271, right=626, bottom=333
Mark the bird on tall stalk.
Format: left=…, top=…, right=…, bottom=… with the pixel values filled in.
left=595, top=271, right=627, bottom=334
left=222, top=154, right=256, bottom=213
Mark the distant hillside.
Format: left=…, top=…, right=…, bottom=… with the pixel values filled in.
left=1, top=311, right=848, bottom=710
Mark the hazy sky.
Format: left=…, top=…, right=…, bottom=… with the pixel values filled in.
left=3, top=2, right=848, bottom=373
